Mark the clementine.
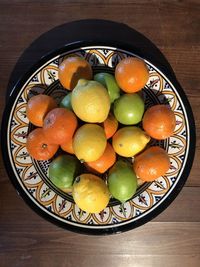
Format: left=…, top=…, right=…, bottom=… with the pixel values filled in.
left=26, top=128, right=59, bottom=160
left=43, top=108, right=78, bottom=145
left=133, top=146, right=170, bottom=182
left=60, top=136, right=74, bottom=154
left=26, top=94, right=57, bottom=127
left=101, top=113, right=118, bottom=139
left=115, top=57, right=149, bottom=93
left=84, top=142, right=116, bottom=174
left=58, top=56, right=93, bottom=90
left=142, top=104, right=176, bottom=140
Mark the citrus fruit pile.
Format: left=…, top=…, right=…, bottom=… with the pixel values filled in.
left=26, top=56, right=176, bottom=214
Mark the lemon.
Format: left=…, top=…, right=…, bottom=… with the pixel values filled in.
left=112, top=126, right=150, bottom=157
left=73, top=124, right=107, bottom=162
left=71, top=79, right=110, bottom=123
left=72, top=174, right=110, bottom=213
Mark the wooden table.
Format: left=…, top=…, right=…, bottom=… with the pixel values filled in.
left=0, top=1, right=199, bottom=266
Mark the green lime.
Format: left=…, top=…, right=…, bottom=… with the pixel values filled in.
left=114, top=93, right=145, bottom=125
left=59, top=93, right=72, bottom=110
left=94, top=73, right=120, bottom=103
left=49, top=154, right=81, bottom=192
left=108, top=160, right=138, bottom=203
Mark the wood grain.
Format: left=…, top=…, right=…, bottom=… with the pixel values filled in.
left=1, top=222, right=200, bottom=267
left=0, top=1, right=199, bottom=266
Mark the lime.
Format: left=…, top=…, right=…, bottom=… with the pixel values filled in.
left=114, top=93, right=145, bottom=125
left=108, top=160, right=138, bottom=203
left=49, top=154, right=81, bottom=192
left=94, top=73, right=120, bottom=103
left=59, top=93, right=72, bottom=110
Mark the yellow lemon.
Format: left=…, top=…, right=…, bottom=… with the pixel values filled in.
left=112, top=126, right=150, bottom=157
left=72, top=174, right=110, bottom=213
left=71, top=79, right=110, bottom=123
left=73, top=124, right=107, bottom=162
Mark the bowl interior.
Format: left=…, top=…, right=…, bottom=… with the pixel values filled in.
left=4, top=45, right=190, bottom=234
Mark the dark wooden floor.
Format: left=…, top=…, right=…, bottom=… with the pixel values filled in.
left=0, top=1, right=199, bottom=266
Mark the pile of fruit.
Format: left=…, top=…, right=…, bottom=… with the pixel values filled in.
left=26, top=56, right=176, bottom=214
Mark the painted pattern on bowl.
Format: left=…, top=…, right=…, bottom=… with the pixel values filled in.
left=7, top=46, right=189, bottom=232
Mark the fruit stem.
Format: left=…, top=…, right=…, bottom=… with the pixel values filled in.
left=75, top=176, right=80, bottom=183
left=120, top=203, right=126, bottom=218
left=42, top=143, right=47, bottom=149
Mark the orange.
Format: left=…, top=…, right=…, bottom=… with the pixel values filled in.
left=133, top=146, right=170, bottom=182
left=26, top=128, right=59, bottom=160
left=115, top=57, right=149, bottom=93
left=60, top=136, right=74, bottom=154
left=43, top=108, right=78, bottom=145
left=58, top=56, right=93, bottom=90
left=101, top=113, right=118, bottom=139
left=142, top=104, right=176, bottom=140
left=26, top=94, right=57, bottom=127
left=84, top=142, right=116, bottom=174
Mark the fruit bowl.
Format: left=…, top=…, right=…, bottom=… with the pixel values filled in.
left=1, top=42, right=195, bottom=235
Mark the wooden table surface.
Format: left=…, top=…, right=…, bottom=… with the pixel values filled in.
left=0, top=1, right=199, bottom=266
